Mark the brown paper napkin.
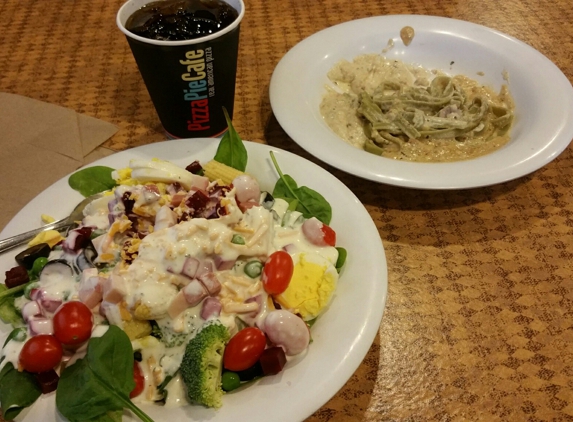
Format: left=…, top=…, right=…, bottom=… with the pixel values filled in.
left=0, top=93, right=119, bottom=232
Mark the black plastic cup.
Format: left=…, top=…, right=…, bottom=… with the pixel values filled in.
left=117, top=0, right=245, bottom=139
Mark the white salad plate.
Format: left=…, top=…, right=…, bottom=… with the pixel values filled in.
left=0, top=139, right=387, bottom=422
left=269, top=15, right=573, bottom=190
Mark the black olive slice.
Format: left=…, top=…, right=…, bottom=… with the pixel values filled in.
left=15, top=243, right=51, bottom=270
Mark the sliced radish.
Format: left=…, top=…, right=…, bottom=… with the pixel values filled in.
left=302, top=217, right=336, bottom=247
left=233, top=175, right=261, bottom=204
left=263, top=310, right=310, bottom=356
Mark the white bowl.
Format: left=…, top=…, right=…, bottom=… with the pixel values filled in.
left=270, top=15, right=573, bottom=189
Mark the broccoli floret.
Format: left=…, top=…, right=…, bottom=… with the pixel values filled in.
left=180, top=321, right=230, bottom=408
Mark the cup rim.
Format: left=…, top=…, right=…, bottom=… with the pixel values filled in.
left=116, top=0, right=245, bottom=46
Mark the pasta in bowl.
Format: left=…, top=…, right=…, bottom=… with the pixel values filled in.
left=320, top=54, right=515, bottom=162
left=269, top=15, right=573, bottom=189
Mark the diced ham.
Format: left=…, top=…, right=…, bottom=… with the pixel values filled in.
left=80, top=268, right=98, bottom=283
left=190, top=175, right=210, bottom=192
left=170, top=192, right=186, bottom=207
left=198, top=272, right=221, bottom=296
left=196, top=259, right=214, bottom=278
left=213, top=255, right=236, bottom=270
left=78, top=275, right=104, bottom=309
left=154, top=205, right=177, bottom=231
left=167, top=272, right=191, bottom=287
left=181, top=256, right=200, bottom=279
left=200, top=297, right=222, bottom=320
left=99, top=301, right=123, bottom=326
left=91, top=233, right=112, bottom=257
left=168, top=278, right=210, bottom=319
left=102, top=274, right=127, bottom=304
left=182, top=279, right=208, bottom=306
left=167, top=291, right=189, bottom=319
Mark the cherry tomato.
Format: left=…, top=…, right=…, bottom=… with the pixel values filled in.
left=223, top=327, right=267, bottom=372
left=130, top=361, right=145, bottom=398
left=320, top=224, right=336, bottom=247
left=53, top=301, right=94, bottom=346
left=262, top=251, right=293, bottom=295
left=19, top=335, right=63, bottom=373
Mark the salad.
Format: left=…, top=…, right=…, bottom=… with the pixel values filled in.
left=0, top=118, right=346, bottom=421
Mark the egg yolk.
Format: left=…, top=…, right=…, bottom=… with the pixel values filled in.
left=115, top=167, right=137, bottom=186
left=276, top=254, right=337, bottom=320
left=28, top=230, right=65, bottom=248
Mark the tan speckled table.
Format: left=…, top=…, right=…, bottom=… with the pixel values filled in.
left=1, top=0, right=573, bottom=420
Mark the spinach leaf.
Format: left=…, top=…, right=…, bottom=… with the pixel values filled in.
left=213, top=108, right=248, bottom=171
left=68, top=166, right=117, bottom=197
left=272, top=174, right=297, bottom=199
left=0, top=285, right=24, bottom=327
left=295, top=186, right=332, bottom=225
left=0, top=362, right=41, bottom=420
left=270, top=152, right=332, bottom=225
left=335, top=247, right=347, bottom=273
left=86, top=410, right=123, bottom=422
left=3, top=327, right=26, bottom=348
left=56, top=325, right=154, bottom=422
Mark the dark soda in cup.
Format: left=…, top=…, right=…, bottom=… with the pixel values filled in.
left=117, top=0, right=245, bottom=138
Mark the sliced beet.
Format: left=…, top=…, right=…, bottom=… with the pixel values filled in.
left=4, top=265, right=30, bottom=288
left=15, top=243, right=51, bottom=270
left=63, top=227, right=94, bottom=252
left=185, top=160, right=203, bottom=174
left=34, top=369, right=59, bottom=394
left=259, top=346, right=287, bottom=375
